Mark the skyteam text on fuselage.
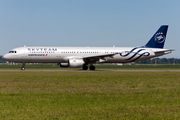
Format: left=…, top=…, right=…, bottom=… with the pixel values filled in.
left=3, top=25, right=173, bottom=70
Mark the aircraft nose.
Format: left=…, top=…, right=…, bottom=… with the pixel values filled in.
left=3, top=54, right=10, bottom=60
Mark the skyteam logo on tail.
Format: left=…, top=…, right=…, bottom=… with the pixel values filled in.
left=155, top=32, right=165, bottom=43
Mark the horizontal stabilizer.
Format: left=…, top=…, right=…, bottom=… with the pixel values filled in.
left=153, top=49, right=174, bottom=53
left=153, top=49, right=174, bottom=55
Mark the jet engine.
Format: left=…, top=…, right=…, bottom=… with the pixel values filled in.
left=59, top=63, right=69, bottom=67
left=69, top=58, right=85, bottom=68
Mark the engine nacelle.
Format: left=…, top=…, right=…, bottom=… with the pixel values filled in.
left=69, top=58, right=85, bottom=68
left=59, top=63, right=69, bottom=67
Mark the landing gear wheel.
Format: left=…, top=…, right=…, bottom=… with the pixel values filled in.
left=21, top=67, right=25, bottom=70
left=21, top=63, right=25, bottom=70
left=82, top=65, right=88, bottom=70
left=89, top=65, right=95, bottom=70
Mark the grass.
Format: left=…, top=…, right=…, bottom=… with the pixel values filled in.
left=0, top=70, right=180, bottom=119
left=1, top=64, right=180, bottom=70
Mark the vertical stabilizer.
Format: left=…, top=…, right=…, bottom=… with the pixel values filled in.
left=144, top=25, right=168, bottom=48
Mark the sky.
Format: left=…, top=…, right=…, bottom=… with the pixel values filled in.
left=0, top=0, right=180, bottom=58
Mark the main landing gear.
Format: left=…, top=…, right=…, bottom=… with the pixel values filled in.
left=82, top=65, right=95, bottom=70
left=89, top=65, right=95, bottom=70
left=82, top=65, right=88, bottom=70
left=21, top=63, right=25, bottom=70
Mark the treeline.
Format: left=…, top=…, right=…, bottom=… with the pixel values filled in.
left=135, top=58, right=180, bottom=64
left=0, top=56, right=6, bottom=63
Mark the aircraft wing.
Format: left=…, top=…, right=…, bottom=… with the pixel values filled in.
left=83, top=53, right=119, bottom=59
left=82, top=53, right=120, bottom=63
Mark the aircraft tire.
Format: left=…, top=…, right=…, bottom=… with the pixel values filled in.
left=89, top=65, right=95, bottom=70
left=21, top=67, right=25, bottom=70
left=82, top=65, right=88, bottom=70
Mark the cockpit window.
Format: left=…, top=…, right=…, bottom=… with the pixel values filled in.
left=9, top=51, right=17, bottom=53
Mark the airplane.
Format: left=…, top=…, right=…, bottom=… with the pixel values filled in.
left=3, top=25, right=173, bottom=70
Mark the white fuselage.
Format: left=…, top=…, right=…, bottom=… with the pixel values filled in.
left=3, top=46, right=170, bottom=64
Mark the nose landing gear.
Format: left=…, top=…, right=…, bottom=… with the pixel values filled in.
left=21, top=63, right=25, bottom=70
